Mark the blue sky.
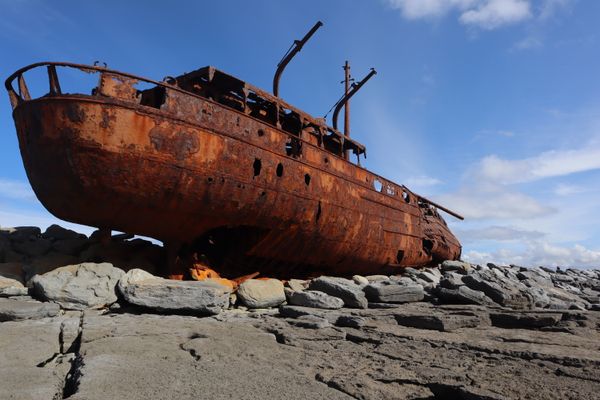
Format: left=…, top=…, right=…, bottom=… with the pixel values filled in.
left=1, top=0, right=599, bottom=267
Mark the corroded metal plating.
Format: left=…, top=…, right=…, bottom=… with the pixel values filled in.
left=6, top=62, right=462, bottom=278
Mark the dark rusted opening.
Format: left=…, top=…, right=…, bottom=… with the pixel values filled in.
left=402, top=191, right=410, bottom=203
left=276, top=163, right=284, bottom=177
left=396, top=250, right=404, bottom=263
left=422, top=239, right=433, bottom=256
left=139, top=86, right=166, bottom=109
left=257, top=128, right=265, bottom=137
left=253, top=158, right=262, bottom=177
left=316, top=201, right=322, bottom=222
left=285, top=137, right=302, bottom=158
left=304, top=174, right=311, bottom=186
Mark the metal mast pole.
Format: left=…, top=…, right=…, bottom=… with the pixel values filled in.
left=343, top=61, right=351, bottom=159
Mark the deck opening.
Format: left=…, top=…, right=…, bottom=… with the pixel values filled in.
left=207, top=177, right=214, bottom=183
left=257, top=129, right=265, bottom=137
left=316, top=201, right=322, bottom=222
left=276, top=163, right=284, bottom=177
left=139, top=86, right=166, bottom=109
left=396, top=250, right=404, bottom=263
left=373, top=179, right=383, bottom=192
left=253, top=158, right=262, bottom=177
left=324, top=157, right=329, bottom=164
left=402, top=191, right=410, bottom=203
left=260, top=191, right=266, bottom=197
left=304, top=173, right=311, bottom=186
left=285, top=137, right=302, bottom=158
left=422, top=239, right=433, bottom=256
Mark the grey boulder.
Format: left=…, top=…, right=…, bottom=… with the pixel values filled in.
left=308, top=276, right=368, bottom=308
left=31, top=262, right=124, bottom=310
left=287, top=290, right=344, bottom=309
left=118, top=269, right=231, bottom=315
left=364, top=280, right=424, bottom=304
left=237, top=278, right=286, bottom=308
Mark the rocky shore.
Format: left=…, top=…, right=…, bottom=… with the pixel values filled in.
left=1, top=225, right=599, bottom=399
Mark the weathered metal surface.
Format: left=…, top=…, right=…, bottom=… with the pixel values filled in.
left=5, top=62, right=462, bottom=278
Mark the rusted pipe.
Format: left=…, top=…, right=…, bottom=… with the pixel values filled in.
left=417, top=195, right=464, bottom=220
left=273, top=21, right=323, bottom=97
left=332, top=68, right=376, bottom=131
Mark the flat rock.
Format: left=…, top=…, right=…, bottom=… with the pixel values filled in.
left=309, top=276, right=368, bottom=308
left=335, top=315, right=367, bottom=328
left=237, top=279, right=285, bottom=308
left=286, top=279, right=308, bottom=292
left=287, top=290, right=344, bottom=309
left=289, top=314, right=332, bottom=329
left=0, top=297, right=60, bottom=321
left=31, top=262, right=124, bottom=310
left=0, top=316, right=73, bottom=399
left=437, top=286, right=495, bottom=306
left=440, top=260, right=472, bottom=274
left=364, top=280, right=424, bottom=303
left=490, top=312, right=563, bottom=329
left=118, top=268, right=231, bottom=314
left=395, top=312, right=484, bottom=332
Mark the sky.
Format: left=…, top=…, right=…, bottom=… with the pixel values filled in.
left=1, top=0, right=599, bottom=268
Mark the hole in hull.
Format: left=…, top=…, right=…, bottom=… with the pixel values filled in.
left=304, top=174, right=311, bottom=186
left=253, top=158, right=261, bottom=177
left=276, top=163, right=284, bottom=177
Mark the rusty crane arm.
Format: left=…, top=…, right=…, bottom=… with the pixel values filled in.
left=332, top=68, right=377, bottom=131
left=273, top=21, right=323, bottom=97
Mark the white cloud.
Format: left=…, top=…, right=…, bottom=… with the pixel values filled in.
left=385, top=0, right=477, bottom=19
left=460, top=0, right=532, bottom=29
left=463, top=240, right=600, bottom=268
left=539, top=0, right=573, bottom=20
left=0, top=178, right=36, bottom=201
left=404, top=175, right=442, bottom=187
left=457, top=225, right=545, bottom=241
left=385, top=0, right=576, bottom=31
left=437, top=186, right=554, bottom=219
left=385, top=0, right=533, bottom=29
left=471, top=144, right=600, bottom=184
left=554, top=183, right=585, bottom=196
left=513, top=35, right=543, bottom=50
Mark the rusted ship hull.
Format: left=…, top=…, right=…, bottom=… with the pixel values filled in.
left=6, top=62, right=461, bottom=277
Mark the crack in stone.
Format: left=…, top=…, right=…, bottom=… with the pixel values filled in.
left=62, top=313, right=85, bottom=399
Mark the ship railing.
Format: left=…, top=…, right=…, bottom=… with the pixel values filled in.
left=5, top=62, right=464, bottom=220
left=5, top=62, right=367, bottom=160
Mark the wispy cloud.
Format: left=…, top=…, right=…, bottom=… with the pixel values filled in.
left=0, top=178, right=36, bottom=201
left=438, top=185, right=554, bottom=219
left=385, top=0, right=533, bottom=30
left=459, top=0, right=532, bottom=30
left=512, top=35, right=543, bottom=50
left=404, top=175, right=443, bottom=188
left=463, top=240, right=600, bottom=268
left=553, top=183, right=585, bottom=196
left=470, top=143, right=600, bottom=185
left=457, top=225, right=545, bottom=241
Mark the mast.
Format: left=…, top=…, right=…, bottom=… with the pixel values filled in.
left=343, top=61, right=351, bottom=159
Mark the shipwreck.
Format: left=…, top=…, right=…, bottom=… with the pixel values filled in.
left=5, top=22, right=462, bottom=279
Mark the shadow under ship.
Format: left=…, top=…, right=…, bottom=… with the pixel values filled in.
left=5, top=26, right=462, bottom=278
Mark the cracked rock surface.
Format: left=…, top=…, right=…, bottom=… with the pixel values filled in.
left=1, top=304, right=599, bottom=399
